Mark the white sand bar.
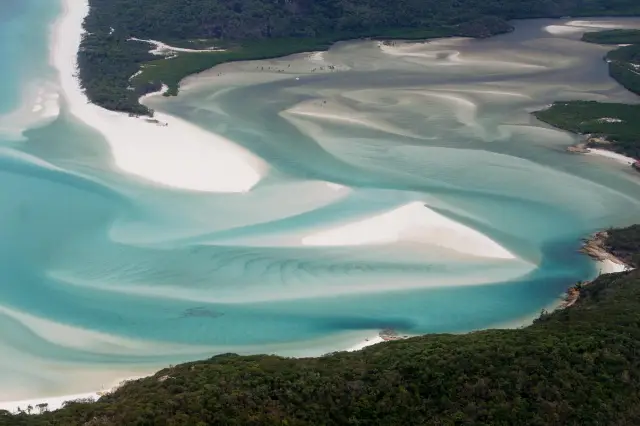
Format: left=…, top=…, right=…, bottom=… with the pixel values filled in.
left=587, top=148, right=636, bottom=166
left=53, top=0, right=265, bottom=193
left=302, top=201, right=516, bottom=259
left=129, top=37, right=225, bottom=55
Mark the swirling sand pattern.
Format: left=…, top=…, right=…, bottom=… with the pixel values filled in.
left=1, top=14, right=640, bottom=400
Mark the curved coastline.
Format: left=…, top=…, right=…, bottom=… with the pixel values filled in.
left=52, top=0, right=266, bottom=193
left=4, top=0, right=633, bottom=413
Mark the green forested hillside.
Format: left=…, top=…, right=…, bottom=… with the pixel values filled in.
left=79, top=0, right=640, bottom=115
left=1, top=227, right=639, bottom=425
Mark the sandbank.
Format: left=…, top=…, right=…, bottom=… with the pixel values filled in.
left=544, top=19, right=635, bottom=36
left=302, top=201, right=516, bottom=259
left=586, top=148, right=636, bottom=166
left=52, top=0, right=266, bottom=193
left=599, top=258, right=630, bottom=274
left=128, top=37, right=225, bottom=55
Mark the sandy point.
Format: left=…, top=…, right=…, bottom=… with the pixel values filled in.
left=302, top=201, right=516, bottom=260
left=52, top=0, right=266, bottom=193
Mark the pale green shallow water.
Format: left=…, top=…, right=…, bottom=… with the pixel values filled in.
left=0, top=6, right=639, bottom=399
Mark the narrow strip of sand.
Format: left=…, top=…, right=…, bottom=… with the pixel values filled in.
left=52, top=0, right=266, bottom=193
left=586, top=148, right=636, bottom=166
left=128, top=37, right=225, bottom=55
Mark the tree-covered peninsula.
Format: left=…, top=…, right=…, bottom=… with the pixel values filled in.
left=535, top=29, right=640, bottom=160
left=0, top=227, right=638, bottom=425
left=79, top=0, right=640, bottom=116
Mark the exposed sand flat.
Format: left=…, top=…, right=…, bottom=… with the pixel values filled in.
left=378, top=40, right=546, bottom=70
left=52, top=0, right=266, bottom=193
left=544, top=19, right=636, bottom=35
left=129, top=37, right=224, bottom=55
left=565, top=20, right=629, bottom=29
left=378, top=41, right=463, bottom=63
left=302, top=202, right=516, bottom=259
left=587, top=148, right=636, bottom=166
left=544, top=25, right=586, bottom=35
left=436, top=88, right=531, bottom=99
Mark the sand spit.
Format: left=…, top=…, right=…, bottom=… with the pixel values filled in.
left=52, top=0, right=266, bottom=193
left=586, top=148, right=636, bottom=166
left=128, top=37, right=225, bottom=55
left=377, top=39, right=546, bottom=70
left=544, top=19, right=636, bottom=36
left=302, top=201, right=516, bottom=259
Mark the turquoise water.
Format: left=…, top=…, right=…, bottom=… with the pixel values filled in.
left=1, top=6, right=640, bottom=400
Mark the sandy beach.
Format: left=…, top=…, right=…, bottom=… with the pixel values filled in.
left=586, top=148, right=637, bottom=166
left=52, top=0, right=266, bottom=193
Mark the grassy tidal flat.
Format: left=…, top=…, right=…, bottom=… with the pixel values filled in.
left=0, top=0, right=639, bottom=410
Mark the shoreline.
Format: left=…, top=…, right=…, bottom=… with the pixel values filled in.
left=565, top=137, right=638, bottom=167
left=0, top=377, right=137, bottom=414
left=559, top=231, right=632, bottom=308
left=7, top=5, right=632, bottom=414
left=0, top=333, right=385, bottom=413
left=52, top=0, right=267, bottom=194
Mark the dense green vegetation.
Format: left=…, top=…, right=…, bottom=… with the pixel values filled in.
left=582, top=29, right=640, bottom=45
left=606, top=43, right=640, bottom=96
left=1, top=232, right=639, bottom=425
left=79, top=0, right=640, bottom=115
left=535, top=29, right=640, bottom=159
left=534, top=101, right=640, bottom=158
left=607, top=225, right=640, bottom=267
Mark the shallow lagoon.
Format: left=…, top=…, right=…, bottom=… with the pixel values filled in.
left=1, top=11, right=640, bottom=400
